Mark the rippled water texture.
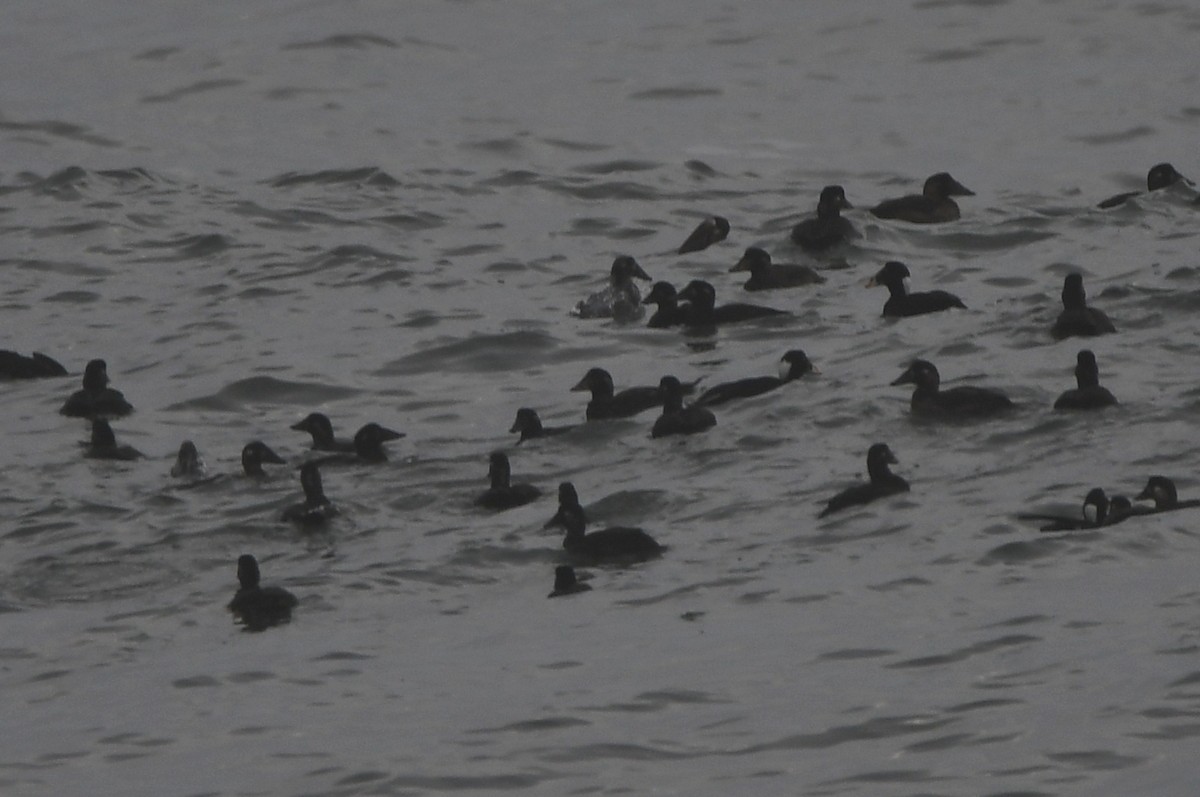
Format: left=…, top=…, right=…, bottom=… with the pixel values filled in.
left=3, top=1, right=1200, bottom=795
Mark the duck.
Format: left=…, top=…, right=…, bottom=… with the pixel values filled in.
left=60, top=359, right=134, bottom=419
left=544, top=482, right=663, bottom=562
left=676, top=279, right=790, bottom=327
left=170, top=441, right=207, bottom=478
left=651, top=375, right=716, bottom=438
left=818, top=443, right=910, bottom=518
left=730, top=247, right=825, bottom=291
left=548, top=565, right=592, bottom=598
left=1135, top=476, right=1200, bottom=513
left=891, top=359, right=1015, bottom=418
left=475, top=451, right=541, bottom=510
left=571, top=367, right=665, bottom=420
left=280, top=462, right=337, bottom=526
left=866, top=261, right=966, bottom=317
left=510, top=408, right=576, bottom=444
left=227, top=554, right=299, bottom=631
left=242, top=441, right=287, bottom=478
left=291, top=412, right=355, bottom=452
left=694, top=350, right=815, bottom=407
left=1053, top=350, right=1118, bottom=410
left=642, top=281, right=693, bottom=328
left=1023, top=488, right=1114, bottom=531
left=790, top=185, right=856, bottom=252
left=870, top=172, right=974, bottom=223
left=1051, top=273, right=1115, bottom=340
left=677, top=215, right=730, bottom=254
left=308, top=422, right=406, bottom=465
left=0, top=349, right=67, bottom=380
left=1097, top=163, right=1188, bottom=209
left=85, top=418, right=143, bottom=461
left=573, top=255, right=652, bottom=321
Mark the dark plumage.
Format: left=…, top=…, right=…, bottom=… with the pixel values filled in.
left=819, top=443, right=910, bottom=518
left=695, top=350, right=815, bottom=407
left=867, top=261, right=966, bottom=317
left=731, top=247, right=825, bottom=291
left=1051, top=273, right=1115, bottom=340
left=548, top=565, right=592, bottom=598
left=0, top=350, right=67, bottom=379
left=1097, top=163, right=1188, bottom=209
left=170, top=441, right=206, bottom=478
left=291, top=412, right=355, bottom=453
left=227, top=554, right=298, bottom=632
left=676, top=279, right=790, bottom=327
left=790, top=185, right=856, bottom=252
left=571, top=367, right=663, bottom=421
left=242, top=441, right=286, bottom=478
left=347, top=423, right=404, bottom=463
left=643, top=281, right=693, bottom=328
left=1053, top=350, right=1118, bottom=410
left=652, top=375, right=716, bottom=438
left=544, top=482, right=663, bottom=563
left=677, top=215, right=730, bottom=254
left=1136, top=476, right=1200, bottom=513
left=281, top=462, right=337, bottom=526
left=60, top=359, right=134, bottom=419
left=475, top=452, right=541, bottom=510
left=85, top=418, right=143, bottom=461
left=870, top=172, right=974, bottom=224
left=891, top=359, right=1014, bottom=418
left=574, top=255, right=652, bottom=321
left=510, top=408, right=575, bottom=444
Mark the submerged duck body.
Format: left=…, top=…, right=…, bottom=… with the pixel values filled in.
left=870, top=172, right=974, bottom=224
left=1051, top=273, right=1115, bottom=340
left=652, top=375, right=716, bottom=438
left=1098, top=162, right=1188, bottom=209
left=892, top=359, right=1014, bottom=418
left=574, top=255, right=651, bottom=321
left=545, top=482, right=663, bottom=563
left=242, top=441, right=286, bottom=478
left=291, top=412, right=356, bottom=453
left=867, top=261, right=966, bottom=317
left=731, top=247, right=825, bottom=291
left=1136, top=476, right=1200, bottom=513
left=677, top=215, right=730, bottom=254
left=548, top=565, right=592, bottom=598
left=1054, top=350, right=1118, bottom=410
left=85, top=418, right=143, bottom=461
left=819, top=443, right=910, bottom=518
left=1026, top=488, right=1119, bottom=531
left=60, top=359, right=134, bottom=419
left=643, top=281, right=694, bottom=328
left=677, top=279, right=789, bottom=327
left=0, top=350, right=68, bottom=380
left=475, top=451, right=541, bottom=510
left=790, top=185, right=856, bottom=252
left=510, top=408, right=576, bottom=443
left=228, top=554, right=299, bottom=631
left=695, top=350, right=815, bottom=407
left=281, top=462, right=337, bottom=526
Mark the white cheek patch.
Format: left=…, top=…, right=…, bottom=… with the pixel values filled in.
left=778, top=360, right=791, bottom=380
left=902, top=277, right=912, bottom=295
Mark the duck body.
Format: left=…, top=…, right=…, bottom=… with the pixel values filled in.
left=677, top=215, right=730, bottom=254
left=308, top=422, right=405, bottom=465
left=545, top=483, right=663, bottom=563
left=291, top=413, right=356, bottom=453
left=892, top=359, right=1014, bottom=418
left=85, top=418, right=143, bottom=461
left=572, top=367, right=663, bottom=420
left=731, top=247, right=824, bottom=291
left=791, top=185, right=856, bottom=252
left=819, top=443, right=910, bottom=518
left=475, top=451, right=541, bottom=510
left=0, top=350, right=68, bottom=379
left=1025, top=488, right=1115, bottom=531
left=695, top=350, right=814, bottom=407
left=677, top=280, right=789, bottom=327
left=228, top=554, right=298, bottom=631
left=510, top=408, right=575, bottom=443
left=1136, top=476, right=1200, bottom=513
left=1098, top=163, right=1187, bottom=209
left=867, top=261, right=965, bottom=317
left=870, top=172, right=974, bottom=224
left=652, top=376, right=716, bottom=438
left=60, top=359, right=134, bottom=419
left=281, top=462, right=337, bottom=526
left=574, top=255, right=651, bottom=321
left=643, top=281, right=693, bottom=328
left=1053, top=350, right=1117, bottom=410
left=1051, top=274, right=1115, bottom=340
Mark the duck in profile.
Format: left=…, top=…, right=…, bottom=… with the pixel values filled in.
left=652, top=375, right=716, bottom=438
left=60, top=359, right=134, bottom=419
left=1097, top=163, right=1188, bottom=209
left=291, top=412, right=355, bottom=452
left=509, top=408, right=576, bottom=444
left=170, top=441, right=207, bottom=478
left=571, top=367, right=665, bottom=420
left=475, top=451, right=541, bottom=510
left=85, top=418, right=143, bottom=461
left=548, top=565, right=592, bottom=598
left=544, top=482, right=664, bottom=563
left=573, top=255, right=652, bottom=321
left=308, top=422, right=406, bottom=465
left=791, top=185, right=856, bottom=252
left=678, top=215, right=730, bottom=254
left=1135, top=476, right=1200, bottom=513
left=867, top=261, right=966, bottom=318
left=643, top=281, right=693, bottom=328
left=892, top=359, right=1015, bottom=418
left=676, top=279, right=790, bottom=327
left=870, top=172, right=974, bottom=224
left=1023, top=488, right=1116, bottom=531
left=0, top=349, right=67, bottom=380
left=695, top=350, right=815, bottom=407
left=1051, top=273, right=1115, bottom=340
left=730, top=247, right=825, bottom=291
left=819, top=443, right=910, bottom=518
left=227, top=554, right=299, bottom=632
left=281, top=462, right=337, bottom=526
left=242, top=441, right=287, bottom=478
left=1053, top=350, right=1118, bottom=410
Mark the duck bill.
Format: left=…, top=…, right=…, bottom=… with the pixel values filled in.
left=730, top=254, right=752, bottom=273
left=261, top=445, right=286, bottom=464
left=865, top=276, right=880, bottom=288
left=631, top=261, right=652, bottom=281
left=377, top=426, right=406, bottom=442
left=949, top=179, right=975, bottom=196
left=569, top=377, right=589, bottom=392
left=289, top=420, right=308, bottom=431
left=890, top=370, right=915, bottom=386
left=543, top=509, right=565, bottom=530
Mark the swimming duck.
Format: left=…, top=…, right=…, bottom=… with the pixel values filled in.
left=571, top=367, right=664, bottom=420
left=291, top=412, right=355, bottom=453
left=1135, top=476, right=1200, bottom=512
left=1097, top=163, right=1188, bottom=209
left=227, top=554, right=299, bottom=631
left=731, top=247, right=825, bottom=291
left=509, top=408, right=576, bottom=444
left=651, top=375, right=716, bottom=438
left=891, top=359, right=1014, bottom=418
left=678, top=215, right=730, bottom=254
left=170, top=441, right=207, bottom=478
left=694, top=350, right=815, bottom=407
left=573, top=255, right=652, bottom=321
left=1026, top=487, right=1114, bottom=531
left=475, top=451, right=541, bottom=510
left=548, top=565, right=592, bottom=598
left=307, top=422, right=405, bottom=465
left=544, top=482, right=663, bottom=562
left=867, top=261, right=966, bottom=317
left=818, top=443, right=910, bottom=518
left=870, top=172, right=974, bottom=223
left=643, top=281, right=693, bottom=328
left=790, top=185, right=856, bottom=252
left=1053, top=350, right=1118, bottom=410
left=60, top=359, right=134, bottom=419
left=1051, top=273, right=1115, bottom=340
left=0, top=349, right=67, bottom=380
left=281, top=462, right=337, bottom=526
left=242, top=441, right=287, bottom=478
left=676, top=280, right=790, bottom=327
left=85, top=418, right=143, bottom=461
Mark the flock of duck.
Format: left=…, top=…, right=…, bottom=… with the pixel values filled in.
left=6, top=163, right=1196, bottom=629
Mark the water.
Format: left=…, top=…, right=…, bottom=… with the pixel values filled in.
left=3, top=1, right=1200, bottom=795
